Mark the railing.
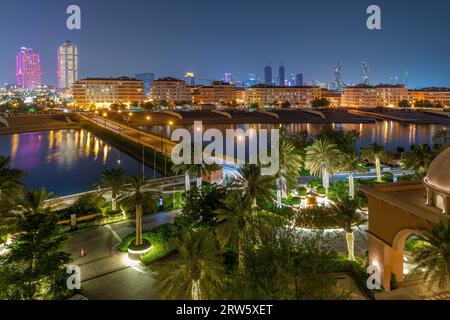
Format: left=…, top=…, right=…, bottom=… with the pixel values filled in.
left=45, top=175, right=189, bottom=209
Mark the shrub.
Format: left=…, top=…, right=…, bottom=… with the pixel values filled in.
left=56, top=193, right=105, bottom=219
left=330, top=256, right=378, bottom=299
left=297, top=186, right=308, bottom=197
left=119, top=223, right=179, bottom=265
left=382, top=172, right=394, bottom=183
left=163, top=192, right=183, bottom=211
left=390, top=273, right=399, bottom=290
left=306, top=179, right=322, bottom=188
left=295, top=206, right=338, bottom=229
left=316, top=186, right=326, bottom=196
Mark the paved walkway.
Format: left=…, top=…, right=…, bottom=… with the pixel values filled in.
left=65, top=211, right=177, bottom=299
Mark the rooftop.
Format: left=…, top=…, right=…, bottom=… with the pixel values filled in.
left=346, top=83, right=406, bottom=89
left=360, top=182, right=442, bottom=223
left=80, top=77, right=141, bottom=82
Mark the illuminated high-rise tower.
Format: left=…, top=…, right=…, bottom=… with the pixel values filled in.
left=16, top=47, right=42, bottom=90
left=264, top=64, right=272, bottom=85
left=58, top=41, right=78, bottom=90
left=224, top=73, right=232, bottom=83
left=278, top=64, right=285, bottom=86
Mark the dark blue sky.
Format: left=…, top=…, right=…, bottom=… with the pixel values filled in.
left=1, top=0, right=450, bottom=88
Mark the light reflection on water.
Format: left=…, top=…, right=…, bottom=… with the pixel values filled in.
left=0, top=129, right=161, bottom=196
left=144, top=120, right=445, bottom=151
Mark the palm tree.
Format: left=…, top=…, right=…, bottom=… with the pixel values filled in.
left=433, top=128, right=450, bottom=145
left=339, top=154, right=366, bottom=199
left=304, top=139, right=343, bottom=192
left=276, top=138, right=303, bottom=207
left=401, top=144, right=434, bottom=179
left=117, top=176, right=157, bottom=247
left=172, top=160, right=220, bottom=191
left=0, top=155, right=25, bottom=217
left=154, top=229, right=223, bottom=300
left=347, top=130, right=361, bottom=155
left=236, top=164, right=275, bottom=214
left=330, top=199, right=367, bottom=261
left=21, top=188, right=53, bottom=214
left=215, top=192, right=252, bottom=273
left=411, top=218, right=450, bottom=288
left=97, top=167, right=126, bottom=211
left=360, top=143, right=391, bottom=183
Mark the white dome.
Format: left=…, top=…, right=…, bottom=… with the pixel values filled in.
left=425, top=147, right=450, bottom=194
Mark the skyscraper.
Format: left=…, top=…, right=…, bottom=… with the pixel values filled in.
left=278, top=65, right=285, bottom=86
left=58, top=41, right=78, bottom=90
left=224, top=73, right=232, bottom=84
left=296, top=73, right=303, bottom=86
left=264, top=65, right=272, bottom=85
left=136, top=73, right=155, bottom=96
left=16, top=47, right=42, bottom=90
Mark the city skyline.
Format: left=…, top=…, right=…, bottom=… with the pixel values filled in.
left=2, top=0, right=450, bottom=88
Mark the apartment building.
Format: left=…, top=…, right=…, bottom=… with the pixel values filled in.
left=245, top=84, right=321, bottom=107
left=341, top=84, right=408, bottom=107
left=72, top=77, right=144, bottom=107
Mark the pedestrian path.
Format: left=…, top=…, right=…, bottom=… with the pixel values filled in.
left=80, top=253, right=129, bottom=282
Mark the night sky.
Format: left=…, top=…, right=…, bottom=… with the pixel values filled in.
left=1, top=0, right=450, bottom=88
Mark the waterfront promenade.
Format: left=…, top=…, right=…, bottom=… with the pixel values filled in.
left=0, top=114, right=81, bottom=135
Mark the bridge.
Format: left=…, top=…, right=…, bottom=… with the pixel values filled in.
left=46, top=175, right=192, bottom=210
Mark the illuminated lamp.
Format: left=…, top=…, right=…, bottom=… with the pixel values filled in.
left=127, top=239, right=152, bottom=261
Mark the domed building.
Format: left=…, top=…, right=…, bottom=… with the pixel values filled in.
left=424, top=147, right=450, bottom=214
left=361, top=147, right=450, bottom=297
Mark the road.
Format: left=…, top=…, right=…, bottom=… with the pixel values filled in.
left=66, top=210, right=178, bottom=300
left=89, top=114, right=175, bottom=155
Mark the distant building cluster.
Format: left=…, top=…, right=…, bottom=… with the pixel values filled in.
left=4, top=44, right=450, bottom=109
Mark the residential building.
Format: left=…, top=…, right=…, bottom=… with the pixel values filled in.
left=341, top=84, right=409, bottom=107
left=321, top=89, right=341, bottom=107
left=150, top=77, right=191, bottom=104
left=409, top=87, right=450, bottom=107
left=191, top=81, right=236, bottom=105
left=245, top=84, right=321, bottom=107
left=72, top=77, right=145, bottom=108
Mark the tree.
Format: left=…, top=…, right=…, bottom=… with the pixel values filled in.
left=236, top=164, right=275, bottom=214
left=339, top=154, right=366, bottom=199
left=330, top=199, right=366, bottom=261
left=179, top=184, right=228, bottom=228
left=311, top=98, right=330, bottom=109
left=398, top=99, right=411, bottom=108
left=401, top=144, right=434, bottom=179
left=433, top=128, right=450, bottom=145
left=411, top=218, right=450, bottom=288
left=215, top=192, right=253, bottom=273
left=0, top=188, right=71, bottom=300
left=0, top=155, right=25, bottom=219
left=172, top=151, right=220, bottom=190
left=276, top=134, right=303, bottom=207
left=154, top=229, right=224, bottom=300
left=346, top=129, right=361, bottom=155
left=117, top=176, right=158, bottom=246
left=360, top=143, right=391, bottom=183
left=304, top=139, right=343, bottom=192
left=97, top=167, right=126, bottom=211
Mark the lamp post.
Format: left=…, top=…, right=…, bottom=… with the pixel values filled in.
left=102, top=112, right=107, bottom=128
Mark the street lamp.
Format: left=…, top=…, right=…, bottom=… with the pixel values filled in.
left=102, top=112, right=107, bottom=128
